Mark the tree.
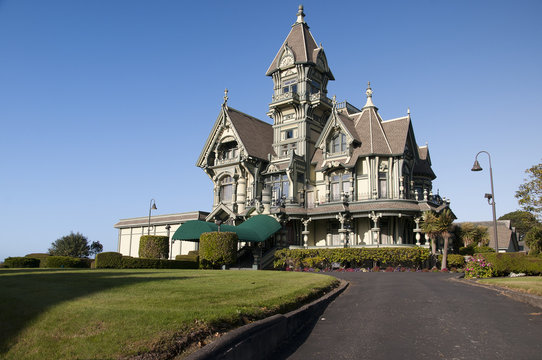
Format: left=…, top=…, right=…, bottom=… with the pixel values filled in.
left=516, top=161, right=542, bottom=219
left=48, top=232, right=101, bottom=258
left=437, top=209, right=455, bottom=270
left=524, top=225, right=542, bottom=255
left=454, top=223, right=489, bottom=247
left=90, top=241, right=103, bottom=256
left=499, top=210, right=540, bottom=242
left=421, top=211, right=439, bottom=256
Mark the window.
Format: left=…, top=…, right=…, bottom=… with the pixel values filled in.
left=378, top=172, right=387, bottom=198
left=220, top=175, right=233, bottom=203
left=282, top=79, right=297, bottom=94
left=328, top=133, right=347, bottom=154
left=280, top=142, right=296, bottom=157
left=286, top=129, right=294, bottom=139
left=330, top=172, right=351, bottom=201
left=267, top=174, right=289, bottom=202
left=310, top=80, right=321, bottom=94
left=218, top=141, right=238, bottom=161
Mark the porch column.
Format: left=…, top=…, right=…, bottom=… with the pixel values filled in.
left=370, top=211, right=382, bottom=246
left=414, top=216, right=422, bottom=246
left=302, top=217, right=312, bottom=248
left=262, top=186, right=271, bottom=214
left=237, top=177, right=247, bottom=213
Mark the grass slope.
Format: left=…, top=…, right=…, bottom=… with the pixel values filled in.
left=0, top=269, right=337, bottom=360
left=478, top=276, right=542, bottom=296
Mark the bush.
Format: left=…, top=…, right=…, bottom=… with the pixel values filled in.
left=199, top=232, right=238, bottom=269
left=464, top=254, right=495, bottom=279
left=45, top=256, right=90, bottom=268
left=175, top=253, right=199, bottom=263
left=4, top=257, right=40, bottom=268
left=25, top=253, right=50, bottom=267
left=525, top=225, right=542, bottom=255
left=274, top=247, right=431, bottom=270
left=120, top=257, right=198, bottom=269
left=460, top=244, right=495, bottom=256
left=480, top=253, right=542, bottom=276
left=437, top=254, right=465, bottom=268
left=139, top=235, right=169, bottom=259
left=95, top=252, right=123, bottom=268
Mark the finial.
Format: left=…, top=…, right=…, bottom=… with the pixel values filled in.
left=363, top=81, right=375, bottom=108
left=223, top=88, right=228, bottom=104
left=296, top=4, right=305, bottom=23
left=407, top=107, right=410, bottom=115
left=332, top=94, right=337, bottom=107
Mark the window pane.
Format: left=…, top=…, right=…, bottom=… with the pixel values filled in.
left=220, top=184, right=232, bottom=202
left=331, top=182, right=340, bottom=201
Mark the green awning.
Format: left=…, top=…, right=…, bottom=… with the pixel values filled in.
left=171, top=215, right=281, bottom=243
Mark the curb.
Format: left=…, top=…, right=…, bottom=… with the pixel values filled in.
left=185, top=280, right=349, bottom=360
left=453, top=278, right=542, bottom=310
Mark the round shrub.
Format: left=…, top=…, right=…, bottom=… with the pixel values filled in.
left=139, top=235, right=169, bottom=259
left=4, top=257, right=40, bottom=268
left=199, top=232, right=238, bottom=269
left=45, top=256, right=89, bottom=268
left=95, top=252, right=123, bottom=268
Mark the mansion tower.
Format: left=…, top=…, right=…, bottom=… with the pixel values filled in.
left=196, top=6, right=450, bottom=249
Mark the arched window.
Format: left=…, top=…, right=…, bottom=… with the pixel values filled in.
left=220, top=175, right=233, bottom=203
left=328, top=132, right=347, bottom=154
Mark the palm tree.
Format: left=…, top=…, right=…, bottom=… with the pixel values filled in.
left=437, top=209, right=455, bottom=270
left=421, top=211, right=440, bottom=256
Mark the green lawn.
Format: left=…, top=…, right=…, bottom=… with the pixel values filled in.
left=478, top=276, right=542, bottom=296
left=0, top=269, right=337, bottom=360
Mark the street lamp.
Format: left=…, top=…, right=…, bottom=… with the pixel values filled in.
left=148, top=199, right=157, bottom=235
left=471, top=151, right=499, bottom=252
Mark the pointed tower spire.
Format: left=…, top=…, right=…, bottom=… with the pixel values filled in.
left=296, top=4, right=305, bottom=24
left=364, top=81, right=375, bottom=108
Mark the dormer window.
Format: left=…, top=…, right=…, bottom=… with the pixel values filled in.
left=218, top=141, right=238, bottom=161
left=282, top=79, right=297, bottom=94
left=328, top=132, right=347, bottom=154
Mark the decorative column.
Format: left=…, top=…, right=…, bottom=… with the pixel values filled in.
left=423, top=188, right=428, bottom=201
left=399, top=176, right=404, bottom=199
left=237, top=177, right=247, bottom=213
left=336, top=213, right=348, bottom=247
left=262, top=186, right=271, bottom=214
left=302, top=218, right=312, bottom=248
left=370, top=211, right=382, bottom=246
left=414, top=216, right=422, bottom=246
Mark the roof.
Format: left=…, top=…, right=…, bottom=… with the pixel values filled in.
left=114, top=211, right=209, bottom=228
left=171, top=215, right=281, bottom=242
left=413, top=145, right=436, bottom=179
left=460, top=220, right=520, bottom=252
left=226, top=107, right=274, bottom=160
left=266, top=15, right=333, bottom=79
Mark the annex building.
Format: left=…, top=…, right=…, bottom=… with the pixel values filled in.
left=116, top=6, right=452, bottom=261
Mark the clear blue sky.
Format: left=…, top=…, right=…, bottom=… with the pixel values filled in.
left=1, top=0, right=541, bottom=261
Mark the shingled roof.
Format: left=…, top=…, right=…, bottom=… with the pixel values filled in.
left=227, top=107, right=274, bottom=161
left=266, top=7, right=334, bottom=79
left=414, top=145, right=436, bottom=179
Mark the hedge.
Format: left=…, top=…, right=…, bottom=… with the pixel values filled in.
left=94, top=252, right=198, bottom=269
left=437, top=254, right=466, bottom=269
left=480, top=253, right=542, bottom=276
left=4, top=257, right=40, bottom=268
left=45, top=256, right=91, bottom=268
left=95, top=252, right=123, bottom=268
left=199, top=232, right=238, bottom=269
left=25, top=253, right=50, bottom=267
left=274, top=247, right=431, bottom=270
left=139, top=235, right=169, bottom=259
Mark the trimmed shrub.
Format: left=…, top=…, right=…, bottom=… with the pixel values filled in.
left=4, top=257, right=40, bottom=268
left=274, top=247, right=431, bottom=270
left=45, top=256, right=90, bottom=268
left=437, top=254, right=466, bottom=269
left=175, top=253, right=199, bottom=263
left=25, top=253, right=50, bottom=267
left=95, top=252, right=123, bottom=268
left=199, top=232, right=238, bottom=269
left=139, top=235, right=169, bottom=259
left=120, top=257, right=198, bottom=269
left=480, top=253, right=542, bottom=276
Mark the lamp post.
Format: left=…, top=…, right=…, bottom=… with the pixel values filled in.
left=471, top=151, right=499, bottom=253
left=148, top=199, right=157, bottom=235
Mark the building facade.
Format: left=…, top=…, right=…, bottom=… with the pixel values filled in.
left=196, top=6, right=451, bottom=251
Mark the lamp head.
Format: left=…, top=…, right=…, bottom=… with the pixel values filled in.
left=471, top=159, right=482, bottom=172
left=151, top=203, right=157, bottom=210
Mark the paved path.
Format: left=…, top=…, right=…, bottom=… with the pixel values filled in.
left=273, top=273, right=542, bottom=360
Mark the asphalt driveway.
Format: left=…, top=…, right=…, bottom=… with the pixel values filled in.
left=273, top=272, right=542, bottom=360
